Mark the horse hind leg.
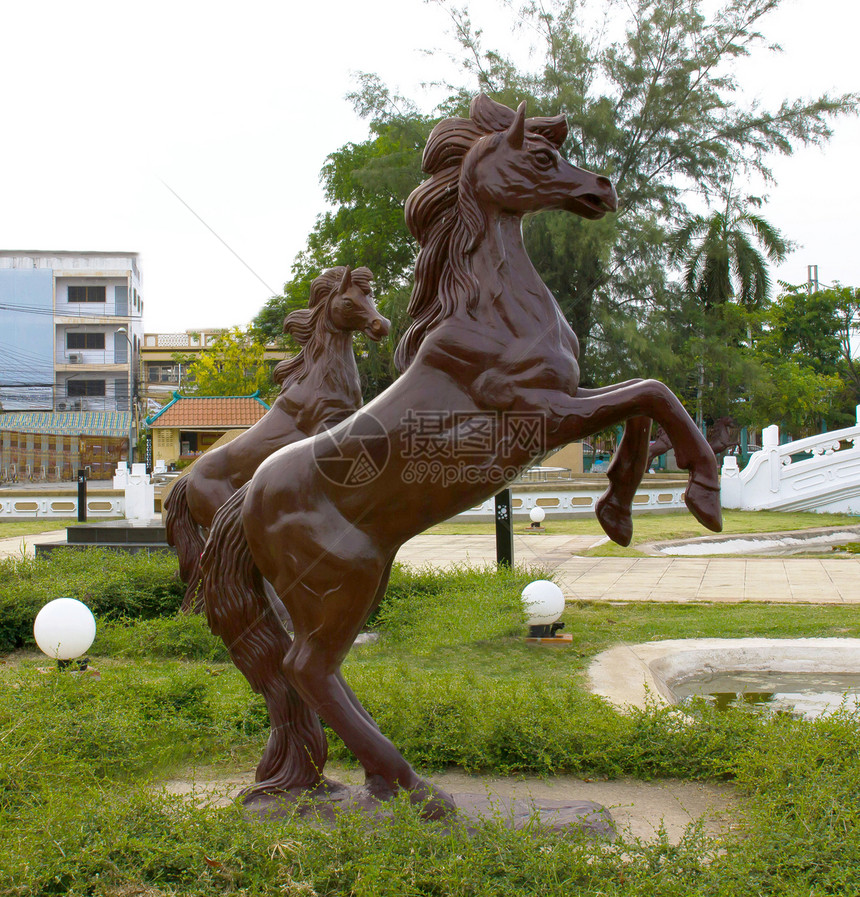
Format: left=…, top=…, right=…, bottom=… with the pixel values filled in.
left=286, top=641, right=455, bottom=820
left=594, top=415, right=651, bottom=546
left=201, top=486, right=326, bottom=800
left=282, top=571, right=455, bottom=820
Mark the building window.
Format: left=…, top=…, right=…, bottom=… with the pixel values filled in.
left=68, top=285, right=106, bottom=303
left=67, top=332, right=105, bottom=350
left=147, top=364, right=182, bottom=384
left=68, top=380, right=106, bottom=397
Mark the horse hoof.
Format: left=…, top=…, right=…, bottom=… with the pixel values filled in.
left=684, top=480, right=723, bottom=533
left=364, top=774, right=397, bottom=801
left=410, top=781, right=457, bottom=821
left=595, top=493, right=633, bottom=547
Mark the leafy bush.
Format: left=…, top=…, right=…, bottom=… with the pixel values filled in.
left=0, top=549, right=184, bottom=652
left=94, top=613, right=230, bottom=662
left=369, top=562, right=536, bottom=643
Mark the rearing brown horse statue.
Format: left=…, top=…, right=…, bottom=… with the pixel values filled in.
left=202, top=96, right=722, bottom=819
left=164, top=266, right=388, bottom=612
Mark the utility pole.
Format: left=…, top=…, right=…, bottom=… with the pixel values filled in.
left=807, top=264, right=819, bottom=294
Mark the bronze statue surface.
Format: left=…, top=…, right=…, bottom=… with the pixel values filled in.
left=163, top=266, right=388, bottom=611
left=202, top=95, right=722, bottom=820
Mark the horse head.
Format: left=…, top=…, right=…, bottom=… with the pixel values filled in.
left=326, top=266, right=391, bottom=342
left=275, top=266, right=388, bottom=388
left=396, top=96, right=618, bottom=371
left=463, top=95, right=617, bottom=221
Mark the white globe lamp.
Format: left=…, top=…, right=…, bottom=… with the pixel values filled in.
left=34, top=597, right=96, bottom=665
left=529, top=506, right=546, bottom=528
left=521, top=579, right=565, bottom=639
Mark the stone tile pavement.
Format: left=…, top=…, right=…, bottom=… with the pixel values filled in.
left=0, top=530, right=67, bottom=561
left=392, top=534, right=860, bottom=604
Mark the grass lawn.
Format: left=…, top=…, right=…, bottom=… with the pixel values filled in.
left=4, top=507, right=855, bottom=545
left=2, top=554, right=860, bottom=893
left=0, top=518, right=70, bottom=538
left=0, top=517, right=119, bottom=539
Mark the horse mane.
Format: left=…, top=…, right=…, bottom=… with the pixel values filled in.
left=272, top=266, right=373, bottom=389
left=394, top=95, right=569, bottom=373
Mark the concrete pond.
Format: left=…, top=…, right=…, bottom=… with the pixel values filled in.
left=589, top=638, right=860, bottom=719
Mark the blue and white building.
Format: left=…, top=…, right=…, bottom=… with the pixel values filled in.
left=0, top=251, right=143, bottom=479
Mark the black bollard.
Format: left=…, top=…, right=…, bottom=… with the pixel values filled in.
left=77, top=468, right=88, bottom=522
left=495, top=488, right=514, bottom=568
left=145, top=432, right=153, bottom=476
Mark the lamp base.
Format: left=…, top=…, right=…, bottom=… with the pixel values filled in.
left=526, top=621, right=571, bottom=646
left=525, top=633, right=573, bottom=647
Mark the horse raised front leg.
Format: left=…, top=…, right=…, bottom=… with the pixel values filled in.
left=547, top=379, right=722, bottom=533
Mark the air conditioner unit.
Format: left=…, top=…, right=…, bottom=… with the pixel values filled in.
left=68, top=353, right=83, bottom=363
left=70, top=399, right=83, bottom=411
left=57, top=402, right=68, bottom=411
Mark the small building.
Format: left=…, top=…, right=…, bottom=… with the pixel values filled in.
left=144, top=392, right=270, bottom=467
left=0, top=410, right=132, bottom=481
left=139, top=330, right=285, bottom=413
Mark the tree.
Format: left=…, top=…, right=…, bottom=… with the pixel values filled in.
left=745, top=357, right=843, bottom=434
left=253, top=81, right=432, bottom=392
left=432, top=0, right=855, bottom=369
left=754, top=283, right=860, bottom=428
left=662, top=193, right=789, bottom=425
left=173, top=327, right=277, bottom=402
left=254, top=0, right=857, bottom=395
left=668, top=193, right=790, bottom=309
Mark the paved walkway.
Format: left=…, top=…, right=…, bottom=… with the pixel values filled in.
left=393, top=534, right=860, bottom=604
left=0, top=530, right=67, bottom=560
left=6, top=528, right=860, bottom=604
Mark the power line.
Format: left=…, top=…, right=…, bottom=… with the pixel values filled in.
left=158, top=178, right=278, bottom=296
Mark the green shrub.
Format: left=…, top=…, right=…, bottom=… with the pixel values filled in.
left=6, top=556, right=860, bottom=894
left=0, top=660, right=265, bottom=807
left=0, top=549, right=184, bottom=652
left=370, top=562, right=536, bottom=645
left=94, top=613, right=230, bottom=662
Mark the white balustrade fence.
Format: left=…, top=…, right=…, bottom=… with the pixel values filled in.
left=721, top=406, right=860, bottom=514
left=0, top=494, right=124, bottom=519
left=456, top=480, right=688, bottom=519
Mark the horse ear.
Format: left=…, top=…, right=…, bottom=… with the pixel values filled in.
left=470, top=94, right=513, bottom=131
left=339, top=266, right=352, bottom=293
left=529, top=114, right=568, bottom=149
left=506, top=101, right=526, bottom=150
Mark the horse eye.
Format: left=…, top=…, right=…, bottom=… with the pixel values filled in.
left=343, top=299, right=353, bottom=309
left=534, top=150, right=555, bottom=167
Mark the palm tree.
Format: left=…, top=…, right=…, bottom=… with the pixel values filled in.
left=669, top=194, right=791, bottom=309
left=668, top=193, right=791, bottom=430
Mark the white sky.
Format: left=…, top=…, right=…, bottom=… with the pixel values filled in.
left=0, top=0, right=857, bottom=333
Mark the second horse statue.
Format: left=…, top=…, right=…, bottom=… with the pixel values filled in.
left=163, top=266, right=389, bottom=611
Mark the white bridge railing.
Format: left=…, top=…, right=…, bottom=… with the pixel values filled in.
left=456, top=480, right=689, bottom=519
left=721, top=406, right=860, bottom=514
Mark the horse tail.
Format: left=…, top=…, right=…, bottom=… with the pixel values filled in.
left=201, top=482, right=327, bottom=795
left=162, top=476, right=206, bottom=613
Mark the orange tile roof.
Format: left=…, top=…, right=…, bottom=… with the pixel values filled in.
left=147, top=395, right=269, bottom=429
